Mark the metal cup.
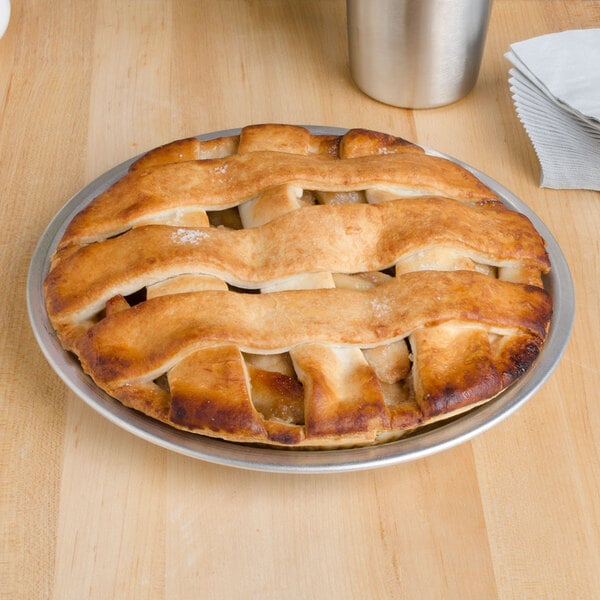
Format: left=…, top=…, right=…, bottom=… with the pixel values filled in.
left=347, top=0, right=493, bottom=109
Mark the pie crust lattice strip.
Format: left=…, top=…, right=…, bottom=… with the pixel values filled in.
left=44, top=124, right=552, bottom=448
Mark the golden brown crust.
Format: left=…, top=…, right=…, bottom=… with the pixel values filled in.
left=57, top=151, right=499, bottom=249
left=72, top=271, right=551, bottom=386
left=339, top=127, right=424, bottom=157
left=45, top=197, right=549, bottom=336
left=43, top=124, right=553, bottom=448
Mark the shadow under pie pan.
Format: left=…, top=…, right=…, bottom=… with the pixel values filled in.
left=27, top=126, right=574, bottom=473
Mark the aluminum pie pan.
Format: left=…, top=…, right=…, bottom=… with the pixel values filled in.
left=27, top=126, right=574, bottom=473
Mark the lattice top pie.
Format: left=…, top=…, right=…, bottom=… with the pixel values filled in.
left=44, top=124, right=552, bottom=448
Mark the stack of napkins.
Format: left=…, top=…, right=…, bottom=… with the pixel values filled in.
left=505, top=29, right=600, bottom=191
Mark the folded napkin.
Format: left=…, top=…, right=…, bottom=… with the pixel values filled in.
left=505, top=29, right=600, bottom=191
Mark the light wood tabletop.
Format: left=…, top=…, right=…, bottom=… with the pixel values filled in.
left=2, top=1, right=600, bottom=598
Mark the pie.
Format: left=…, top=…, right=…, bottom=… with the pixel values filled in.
left=44, top=124, right=552, bottom=448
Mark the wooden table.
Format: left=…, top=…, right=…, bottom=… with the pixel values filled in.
left=2, top=1, right=599, bottom=597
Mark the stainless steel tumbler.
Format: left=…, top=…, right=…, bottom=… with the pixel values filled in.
left=347, top=0, right=493, bottom=109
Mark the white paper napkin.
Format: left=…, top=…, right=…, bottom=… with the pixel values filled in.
left=505, top=29, right=600, bottom=190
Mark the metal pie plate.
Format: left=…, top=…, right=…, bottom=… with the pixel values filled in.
left=27, top=126, right=574, bottom=473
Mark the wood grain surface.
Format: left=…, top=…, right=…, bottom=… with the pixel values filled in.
left=1, top=1, right=599, bottom=598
